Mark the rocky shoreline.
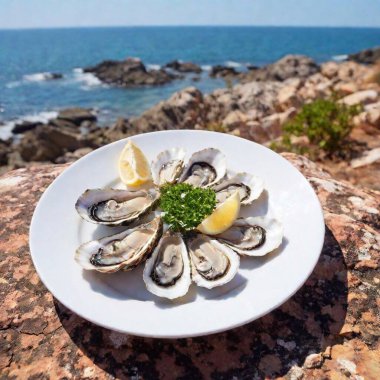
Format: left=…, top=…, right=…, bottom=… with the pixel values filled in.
left=0, top=47, right=379, bottom=379
left=0, top=50, right=379, bottom=189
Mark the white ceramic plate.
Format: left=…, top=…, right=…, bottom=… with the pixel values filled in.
left=30, top=130, right=324, bottom=338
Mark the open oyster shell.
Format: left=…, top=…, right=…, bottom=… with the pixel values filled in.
left=151, top=148, right=186, bottom=186
left=143, top=230, right=191, bottom=299
left=216, top=216, right=283, bottom=256
left=75, top=216, right=163, bottom=273
left=213, top=172, right=264, bottom=205
left=179, top=148, right=226, bottom=188
left=75, top=188, right=159, bottom=226
left=186, top=233, right=240, bottom=289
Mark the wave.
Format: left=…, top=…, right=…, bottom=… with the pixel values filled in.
left=6, top=71, right=62, bottom=89
left=332, top=54, right=348, bottom=62
left=146, top=64, right=161, bottom=71
left=0, top=111, right=58, bottom=140
left=24, top=72, right=54, bottom=82
left=225, top=61, right=243, bottom=68
left=201, top=65, right=212, bottom=71
left=5, top=81, right=22, bottom=89
left=72, top=68, right=103, bottom=89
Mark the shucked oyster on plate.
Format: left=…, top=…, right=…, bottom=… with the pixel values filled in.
left=76, top=188, right=159, bottom=226
left=179, top=148, right=227, bottom=187
left=215, top=216, right=283, bottom=256
left=75, top=216, right=163, bottom=273
left=151, top=147, right=186, bottom=186
left=212, top=172, right=264, bottom=205
left=143, top=230, right=191, bottom=299
left=74, top=141, right=284, bottom=300
left=186, top=233, right=240, bottom=289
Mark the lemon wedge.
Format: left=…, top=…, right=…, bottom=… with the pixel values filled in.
left=197, top=191, right=240, bottom=235
left=118, top=140, right=151, bottom=187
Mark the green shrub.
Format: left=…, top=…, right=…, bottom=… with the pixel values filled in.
left=273, top=98, right=361, bottom=157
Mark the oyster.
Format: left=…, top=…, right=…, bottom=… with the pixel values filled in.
left=216, top=216, right=283, bottom=256
left=186, top=234, right=239, bottom=289
left=179, top=148, right=226, bottom=187
left=75, top=188, right=159, bottom=226
left=75, top=216, right=163, bottom=273
left=213, top=172, right=264, bottom=205
left=143, top=231, right=191, bottom=299
left=151, top=148, right=186, bottom=186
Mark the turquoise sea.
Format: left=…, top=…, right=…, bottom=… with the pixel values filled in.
left=0, top=26, right=379, bottom=133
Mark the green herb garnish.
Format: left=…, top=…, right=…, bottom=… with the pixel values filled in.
left=160, top=183, right=216, bottom=232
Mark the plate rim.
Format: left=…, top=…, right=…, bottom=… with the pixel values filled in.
left=29, top=129, right=325, bottom=338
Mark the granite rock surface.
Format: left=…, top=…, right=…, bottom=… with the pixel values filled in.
left=0, top=154, right=379, bottom=379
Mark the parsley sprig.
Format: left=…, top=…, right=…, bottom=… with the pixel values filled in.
left=159, top=183, right=216, bottom=232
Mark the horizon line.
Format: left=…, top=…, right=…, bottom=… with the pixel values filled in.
left=1, top=24, right=380, bottom=31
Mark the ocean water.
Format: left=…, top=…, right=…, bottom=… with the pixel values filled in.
left=1, top=26, right=379, bottom=133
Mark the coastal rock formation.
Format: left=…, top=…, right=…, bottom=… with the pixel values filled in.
left=240, top=54, right=320, bottom=82
left=0, top=155, right=379, bottom=379
left=11, top=121, right=43, bottom=134
left=0, top=139, right=11, bottom=165
left=340, top=90, right=379, bottom=106
left=84, top=57, right=175, bottom=87
left=127, top=86, right=206, bottom=133
left=57, top=107, right=97, bottom=125
left=17, top=125, right=84, bottom=162
left=165, top=60, right=202, bottom=73
left=209, top=65, right=239, bottom=78
left=10, top=108, right=98, bottom=163
left=348, top=46, right=380, bottom=65
left=1, top=57, right=379, bottom=184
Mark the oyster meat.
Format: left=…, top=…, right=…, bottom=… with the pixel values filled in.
left=179, top=148, right=226, bottom=187
left=75, top=188, right=159, bottom=226
left=186, top=233, right=239, bottom=289
left=143, top=231, right=191, bottom=299
left=75, top=216, right=163, bottom=273
left=151, top=148, right=186, bottom=186
left=213, top=172, right=264, bottom=205
left=216, top=216, right=283, bottom=256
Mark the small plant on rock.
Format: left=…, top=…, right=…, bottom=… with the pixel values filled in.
left=272, top=98, right=361, bottom=158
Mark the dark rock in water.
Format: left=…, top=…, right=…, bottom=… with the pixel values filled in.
left=165, top=60, right=202, bottom=73
left=210, top=65, right=238, bottom=78
left=49, top=73, right=63, bottom=80
left=246, top=64, right=259, bottom=71
left=348, top=47, right=380, bottom=65
left=191, top=76, right=201, bottom=82
left=57, top=108, right=97, bottom=125
left=84, top=57, right=175, bottom=87
left=241, top=55, right=320, bottom=82
left=12, top=121, right=43, bottom=134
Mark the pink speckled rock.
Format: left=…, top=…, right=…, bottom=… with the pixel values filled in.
left=0, top=154, right=379, bottom=379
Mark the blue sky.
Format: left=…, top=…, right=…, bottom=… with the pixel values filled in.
left=0, top=0, right=379, bottom=29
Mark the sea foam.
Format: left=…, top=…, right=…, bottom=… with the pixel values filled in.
left=225, top=61, right=243, bottom=68
left=332, top=54, right=348, bottom=62
left=23, top=72, right=56, bottom=82
left=201, top=65, right=212, bottom=71
left=0, top=111, right=58, bottom=139
left=146, top=64, right=161, bottom=71
left=72, top=68, right=102, bottom=89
